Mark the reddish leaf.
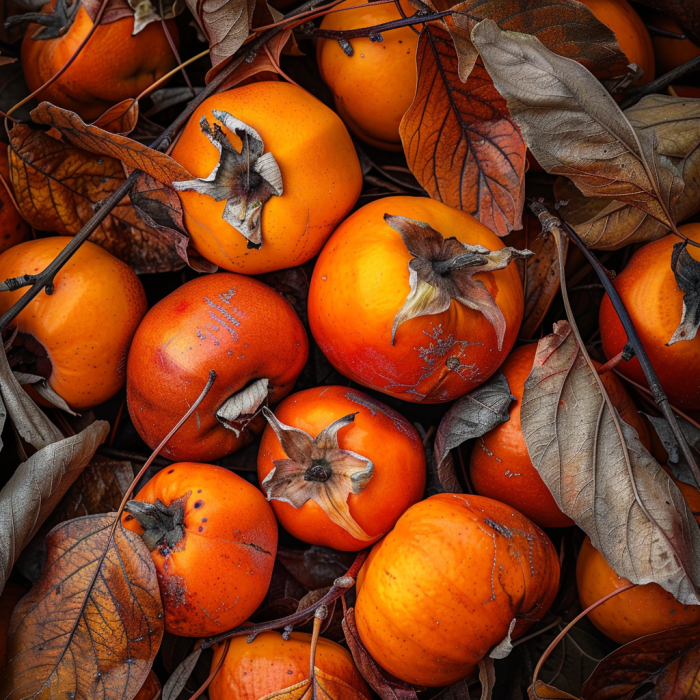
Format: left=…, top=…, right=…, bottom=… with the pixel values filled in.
left=93, top=98, right=139, bottom=135
left=529, top=681, right=579, bottom=699
left=582, top=623, right=700, bottom=700
left=400, top=23, right=526, bottom=237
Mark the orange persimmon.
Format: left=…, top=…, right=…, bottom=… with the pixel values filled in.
left=355, top=494, right=560, bottom=686
left=257, top=386, right=426, bottom=551
left=469, top=343, right=652, bottom=529
left=170, top=82, right=362, bottom=275
left=123, top=463, right=278, bottom=637
left=21, top=2, right=178, bottom=122
left=317, top=0, right=419, bottom=151
left=0, top=237, right=147, bottom=410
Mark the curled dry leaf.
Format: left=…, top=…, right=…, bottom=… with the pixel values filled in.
left=31, top=102, right=192, bottom=185
left=0, top=513, right=164, bottom=700
left=667, top=241, right=700, bottom=345
left=581, top=621, right=700, bottom=700
left=557, top=95, right=700, bottom=250
left=528, top=681, right=578, bottom=700
left=385, top=214, right=531, bottom=347
left=93, top=98, right=139, bottom=135
left=173, top=111, right=283, bottom=248
left=646, top=414, right=700, bottom=489
left=80, top=0, right=133, bottom=25
left=342, top=608, right=421, bottom=700
left=472, top=20, right=682, bottom=228
left=277, top=546, right=356, bottom=591
left=13, top=371, right=77, bottom=415
left=433, top=370, right=513, bottom=494
left=261, top=407, right=374, bottom=541
left=477, top=658, right=495, bottom=700
left=162, top=646, right=203, bottom=700
left=217, top=377, right=269, bottom=435
left=0, top=420, right=109, bottom=593
left=129, top=0, right=186, bottom=32
left=9, top=125, right=184, bottom=274
left=520, top=321, right=700, bottom=605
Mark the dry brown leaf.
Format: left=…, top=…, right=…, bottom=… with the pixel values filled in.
left=0, top=420, right=109, bottom=593
left=9, top=125, right=184, bottom=274
left=0, top=513, right=163, bottom=700
left=258, top=667, right=369, bottom=700
left=93, top=99, right=139, bottom=135
left=520, top=321, right=700, bottom=605
left=31, top=102, right=191, bottom=184
left=529, top=681, right=579, bottom=700
left=81, top=0, right=133, bottom=24
left=506, top=214, right=567, bottom=339
left=472, top=20, right=682, bottom=228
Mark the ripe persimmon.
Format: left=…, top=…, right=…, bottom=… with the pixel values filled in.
left=127, top=272, right=308, bottom=462
left=469, top=343, right=651, bottom=529
left=210, top=630, right=371, bottom=700
left=0, top=150, right=29, bottom=254
left=21, top=2, right=179, bottom=122
left=170, top=82, right=362, bottom=275
left=648, top=13, right=700, bottom=74
left=576, top=0, right=655, bottom=84
left=257, top=386, right=426, bottom=551
left=0, top=237, right=146, bottom=410
left=122, top=463, right=278, bottom=637
left=599, top=224, right=700, bottom=410
left=355, top=494, right=560, bottom=686
left=308, top=196, right=526, bottom=403
left=317, top=0, right=418, bottom=151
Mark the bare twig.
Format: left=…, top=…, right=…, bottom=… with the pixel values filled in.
left=620, top=54, right=700, bottom=109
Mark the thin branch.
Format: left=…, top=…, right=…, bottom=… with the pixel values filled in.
left=620, top=54, right=700, bottom=109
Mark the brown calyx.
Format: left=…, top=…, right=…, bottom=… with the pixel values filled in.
left=124, top=492, right=191, bottom=553
left=5, top=331, right=52, bottom=379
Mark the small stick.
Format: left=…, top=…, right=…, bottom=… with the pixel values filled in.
left=620, top=54, right=700, bottom=109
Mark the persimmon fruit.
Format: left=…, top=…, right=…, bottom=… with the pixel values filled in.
left=210, top=630, right=371, bottom=700
left=576, top=0, right=655, bottom=84
left=0, top=150, right=29, bottom=254
left=21, top=2, right=179, bottom=122
left=122, top=463, right=278, bottom=637
left=599, top=224, right=700, bottom=410
left=355, top=494, right=560, bottom=686
left=170, top=82, right=362, bottom=275
left=257, top=385, right=426, bottom=551
left=0, top=237, right=146, bottom=411
left=308, top=196, right=525, bottom=403
left=469, top=343, right=652, bottom=529
left=317, top=0, right=418, bottom=151
left=127, top=273, right=308, bottom=462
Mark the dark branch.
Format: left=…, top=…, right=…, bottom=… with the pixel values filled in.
left=620, top=55, right=700, bottom=109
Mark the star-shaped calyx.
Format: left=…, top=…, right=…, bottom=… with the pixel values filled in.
left=385, top=214, right=532, bottom=348
left=173, top=110, right=283, bottom=249
left=261, top=407, right=374, bottom=542
left=5, top=0, right=80, bottom=40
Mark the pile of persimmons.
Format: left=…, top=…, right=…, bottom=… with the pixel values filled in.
left=0, top=0, right=700, bottom=698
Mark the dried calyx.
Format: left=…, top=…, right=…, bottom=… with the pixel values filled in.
left=128, top=0, right=185, bottom=33
left=5, top=0, right=80, bottom=40
left=173, top=111, right=283, bottom=249
left=124, top=492, right=190, bottom=552
left=261, top=407, right=374, bottom=541
left=385, top=214, right=532, bottom=348
left=667, top=240, right=700, bottom=345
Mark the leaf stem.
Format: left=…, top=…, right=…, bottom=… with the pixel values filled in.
left=620, top=54, right=700, bottom=109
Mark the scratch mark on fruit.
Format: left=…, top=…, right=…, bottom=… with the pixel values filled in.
left=345, top=390, right=413, bottom=437
left=238, top=542, right=272, bottom=555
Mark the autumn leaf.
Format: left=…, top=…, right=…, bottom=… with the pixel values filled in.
left=400, top=24, right=527, bottom=238
left=30, top=102, right=192, bottom=185
left=93, top=98, right=140, bottom=135
left=0, top=514, right=164, bottom=700
left=646, top=414, right=700, bottom=488
left=433, top=371, right=513, bottom=494
left=667, top=241, right=700, bottom=345
left=472, top=20, right=682, bottom=228
left=529, top=681, right=579, bottom=700
left=9, top=125, right=184, bottom=274
left=520, top=321, right=700, bottom=605
left=581, top=622, right=700, bottom=700
left=0, top=420, right=109, bottom=593
left=80, top=0, right=133, bottom=24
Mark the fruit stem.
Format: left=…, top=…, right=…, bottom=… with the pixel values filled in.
left=529, top=200, right=700, bottom=491
left=309, top=605, right=328, bottom=681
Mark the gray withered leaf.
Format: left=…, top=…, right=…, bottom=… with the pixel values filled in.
left=646, top=414, right=700, bottom=488
left=261, top=407, right=374, bottom=542
left=173, top=110, right=283, bottom=249
left=668, top=241, right=700, bottom=345
left=521, top=321, right=700, bottom=605
left=433, top=371, right=514, bottom=494
left=385, top=214, right=531, bottom=348
left=471, top=20, right=683, bottom=229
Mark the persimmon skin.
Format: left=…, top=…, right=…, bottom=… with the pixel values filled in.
left=0, top=149, right=29, bottom=254
left=470, top=344, right=652, bottom=529
left=576, top=0, right=655, bottom=84
left=599, top=224, right=700, bottom=410
left=122, top=463, right=278, bottom=637
left=317, top=0, right=418, bottom=151
left=210, top=630, right=371, bottom=700
left=355, top=494, right=560, bottom=686
left=22, top=3, right=178, bottom=122
left=257, top=386, right=426, bottom=551
left=127, top=273, right=308, bottom=462
left=308, top=197, right=524, bottom=404
left=0, top=237, right=146, bottom=410
left=171, top=82, right=362, bottom=275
